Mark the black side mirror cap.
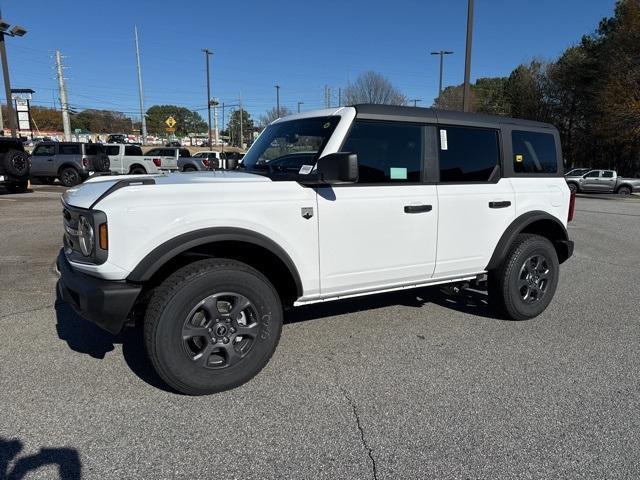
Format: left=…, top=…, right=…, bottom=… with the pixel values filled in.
left=316, top=152, right=358, bottom=184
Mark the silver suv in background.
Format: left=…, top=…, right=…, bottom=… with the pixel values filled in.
left=30, top=142, right=111, bottom=186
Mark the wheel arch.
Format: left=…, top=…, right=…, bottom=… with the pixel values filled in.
left=616, top=183, right=633, bottom=192
left=486, top=211, right=571, bottom=270
left=128, top=163, right=147, bottom=173
left=127, top=227, right=303, bottom=305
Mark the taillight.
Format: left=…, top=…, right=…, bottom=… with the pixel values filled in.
left=568, top=191, right=576, bottom=222
left=202, top=159, right=210, bottom=167
left=152, top=158, right=161, bottom=167
left=82, top=158, right=88, bottom=167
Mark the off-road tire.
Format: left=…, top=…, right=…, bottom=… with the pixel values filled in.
left=144, top=258, right=283, bottom=395
left=2, top=149, right=30, bottom=179
left=567, top=182, right=578, bottom=194
left=5, top=180, right=28, bottom=193
left=129, top=166, right=147, bottom=175
left=59, top=167, right=81, bottom=187
left=488, top=234, right=559, bottom=320
left=183, top=166, right=196, bottom=172
left=92, top=153, right=110, bottom=172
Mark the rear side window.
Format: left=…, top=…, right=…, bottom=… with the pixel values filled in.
left=146, top=148, right=160, bottom=156
left=83, top=144, right=103, bottom=155
left=179, top=149, right=191, bottom=157
left=602, top=170, right=614, bottom=178
left=341, top=120, right=422, bottom=183
left=161, top=149, right=175, bottom=156
left=125, top=145, right=143, bottom=156
left=59, top=144, right=81, bottom=155
left=105, top=146, right=120, bottom=156
left=512, top=130, right=557, bottom=174
left=438, top=126, right=499, bottom=182
left=32, top=144, right=55, bottom=156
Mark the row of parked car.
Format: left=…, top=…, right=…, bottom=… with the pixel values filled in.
left=0, top=137, right=245, bottom=192
left=564, top=168, right=640, bottom=196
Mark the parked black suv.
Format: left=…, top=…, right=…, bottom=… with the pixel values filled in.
left=0, top=137, right=30, bottom=193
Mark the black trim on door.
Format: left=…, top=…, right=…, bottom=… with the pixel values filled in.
left=489, top=201, right=511, bottom=209
left=404, top=204, right=432, bottom=213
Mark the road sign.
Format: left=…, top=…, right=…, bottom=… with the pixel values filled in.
left=165, top=116, right=177, bottom=128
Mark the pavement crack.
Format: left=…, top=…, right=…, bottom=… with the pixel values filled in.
left=0, top=304, right=53, bottom=320
left=336, top=382, right=379, bottom=480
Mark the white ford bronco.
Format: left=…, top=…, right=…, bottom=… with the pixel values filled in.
left=57, top=105, right=575, bottom=395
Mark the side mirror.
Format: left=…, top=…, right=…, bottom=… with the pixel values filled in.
left=316, top=152, right=358, bottom=184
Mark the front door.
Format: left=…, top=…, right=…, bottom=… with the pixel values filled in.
left=30, top=143, right=56, bottom=176
left=581, top=170, right=603, bottom=192
left=317, top=120, right=438, bottom=297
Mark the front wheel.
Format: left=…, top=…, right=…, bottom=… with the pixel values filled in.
left=488, top=234, right=559, bottom=320
left=567, top=183, right=578, bottom=194
left=144, top=258, right=283, bottom=395
left=59, top=167, right=81, bottom=187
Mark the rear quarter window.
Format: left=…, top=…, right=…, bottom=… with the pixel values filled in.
left=512, top=130, right=557, bottom=174
left=125, top=146, right=143, bottom=156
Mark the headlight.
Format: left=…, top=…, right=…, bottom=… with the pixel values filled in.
left=78, top=215, right=94, bottom=256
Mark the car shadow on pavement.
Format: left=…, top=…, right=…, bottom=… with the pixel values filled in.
left=0, top=436, right=81, bottom=480
left=285, top=284, right=502, bottom=324
left=54, top=291, right=172, bottom=393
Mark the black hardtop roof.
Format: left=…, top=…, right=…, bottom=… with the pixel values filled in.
left=353, top=104, right=554, bottom=130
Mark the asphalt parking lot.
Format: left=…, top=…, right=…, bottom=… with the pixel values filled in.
left=1, top=186, right=639, bottom=479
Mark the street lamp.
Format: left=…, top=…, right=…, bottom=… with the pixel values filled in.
left=275, top=85, right=281, bottom=117
left=430, top=50, right=454, bottom=101
left=297, top=101, right=304, bottom=113
left=202, top=49, right=213, bottom=147
left=0, top=14, right=27, bottom=138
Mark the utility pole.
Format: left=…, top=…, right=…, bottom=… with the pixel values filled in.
left=327, top=87, right=331, bottom=108
left=275, top=84, right=280, bottom=117
left=55, top=50, right=71, bottom=141
left=202, top=49, right=213, bottom=147
left=221, top=102, right=225, bottom=153
left=410, top=99, right=422, bottom=107
left=462, top=0, right=474, bottom=112
left=324, top=85, right=328, bottom=108
left=297, top=101, right=303, bottom=113
left=239, top=93, right=243, bottom=149
left=338, top=88, right=341, bottom=107
left=0, top=9, right=26, bottom=138
left=430, top=50, right=454, bottom=100
left=134, top=25, right=147, bottom=144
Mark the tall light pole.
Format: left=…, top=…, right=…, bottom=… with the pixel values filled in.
left=0, top=14, right=27, bottom=138
left=275, top=84, right=280, bottom=117
left=462, top=0, right=474, bottom=112
left=202, top=48, right=213, bottom=147
left=134, top=26, right=147, bottom=144
left=430, top=50, right=454, bottom=101
left=410, top=99, right=422, bottom=107
left=297, top=101, right=304, bottom=113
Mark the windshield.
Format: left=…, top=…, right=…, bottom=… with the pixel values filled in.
left=241, top=116, right=340, bottom=176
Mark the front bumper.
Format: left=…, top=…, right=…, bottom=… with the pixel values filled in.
left=56, top=249, right=141, bottom=334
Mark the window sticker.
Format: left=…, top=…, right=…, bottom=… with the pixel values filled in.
left=389, top=167, right=408, bottom=180
left=515, top=154, right=524, bottom=163
left=440, top=129, right=448, bottom=150
left=299, top=164, right=314, bottom=175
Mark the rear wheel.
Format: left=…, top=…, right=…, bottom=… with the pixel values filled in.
left=567, top=182, right=578, bottom=194
left=488, top=234, right=559, bottom=320
left=144, top=258, right=283, bottom=395
left=59, top=167, right=81, bottom=187
left=183, top=166, right=196, bottom=172
left=129, top=166, right=147, bottom=175
left=617, top=186, right=631, bottom=197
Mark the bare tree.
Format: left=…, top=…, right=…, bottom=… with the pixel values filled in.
left=259, top=106, right=293, bottom=128
left=343, top=71, right=407, bottom=105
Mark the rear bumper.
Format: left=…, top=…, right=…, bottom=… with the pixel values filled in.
left=56, top=249, right=141, bottom=334
left=557, top=239, right=574, bottom=263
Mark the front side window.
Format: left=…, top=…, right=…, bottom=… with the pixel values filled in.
left=512, top=130, right=557, bottom=174
left=241, top=116, right=340, bottom=176
left=438, top=126, right=499, bottom=182
left=33, top=144, right=55, bottom=156
left=59, top=144, right=80, bottom=155
left=341, top=120, right=422, bottom=183
left=584, top=170, right=600, bottom=178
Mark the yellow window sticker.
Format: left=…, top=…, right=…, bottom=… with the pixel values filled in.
left=515, top=154, right=524, bottom=163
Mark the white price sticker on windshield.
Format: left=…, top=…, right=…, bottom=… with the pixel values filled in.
left=440, top=129, right=448, bottom=150
left=299, top=165, right=313, bottom=175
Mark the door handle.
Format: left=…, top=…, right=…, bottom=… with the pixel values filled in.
left=404, top=204, right=432, bottom=214
left=47, top=158, right=53, bottom=162
left=489, top=201, right=511, bottom=209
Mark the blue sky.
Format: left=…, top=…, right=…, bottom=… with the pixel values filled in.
left=4, top=0, right=617, bottom=124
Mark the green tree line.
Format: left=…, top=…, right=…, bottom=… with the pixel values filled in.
left=435, top=0, right=640, bottom=176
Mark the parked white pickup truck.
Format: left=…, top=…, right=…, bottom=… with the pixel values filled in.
left=103, top=144, right=159, bottom=175
left=142, top=147, right=190, bottom=172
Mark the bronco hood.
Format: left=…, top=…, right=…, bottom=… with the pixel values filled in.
left=62, top=171, right=270, bottom=209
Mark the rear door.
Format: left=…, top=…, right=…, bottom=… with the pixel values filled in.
left=317, top=120, right=439, bottom=296
left=161, top=148, right=178, bottom=170
left=600, top=170, right=617, bottom=192
left=57, top=143, right=81, bottom=173
left=104, top=145, right=122, bottom=173
left=435, top=125, right=515, bottom=277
